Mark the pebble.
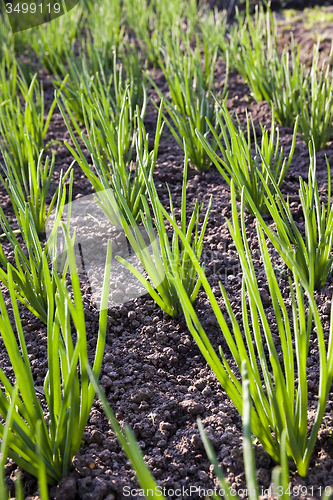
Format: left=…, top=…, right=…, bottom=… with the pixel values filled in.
left=194, top=379, right=206, bottom=390
left=104, top=353, right=115, bottom=363
left=322, top=302, right=331, bottom=314
left=144, top=325, right=155, bottom=334
left=259, top=289, right=271, bottom=308
left=131, top=389, right=152, bottom=403
left=25, top=323, right=38, bottom=332
left=159, top=421, right=172, bottom=431
left=190, top=434, right=203, bottom=450
left=143, top=315, right=152, bottom=325
left=91, top=430, right=104, bottom=445
left=205, top=315, right=217, bottom=326
left=180, top=399, right=205, bottom=415
left=202, top=385, right=212, bottom=397
left=101, top=375, right=112, bottom=388
left=198, top=470, right=209, bottom=482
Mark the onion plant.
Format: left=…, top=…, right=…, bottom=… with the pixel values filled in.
left=222, top=2, right=302, bottom=126
left=160, top=34, right=220, bottom=93
left=32, top=1, right=122, bottom=79
left=0, top=138, right=74, bottom=236
left=162, top=0, right=200, bottom=42
left=0, top=3, right=32, bottom=62
left=0, top=19, right=11, bottom=61
left=0, top=44, right=34, bottom=116
left=58, top=92, right=159, bottom=225
left=297, top=41, right=333, bottom=151
left=0, top=232, right=111, bottom=485
left=0, top=170, right=73, bottom=323
left=52, top=49, right=115, bottom=124
left=219, top=6, right=245, bottom=69
left=267, top=39, right=305, bottom=128
left=263, top=37, right=333, bottom=143
left=29, top=4, right=85, bottom=73
left=0, top=72, right=58, bottom=180
left=154, top=60, right=217, bottom=152
left=85, top=0, right=125, bottom=71
left=265, top=38, right=333, bottom=148
left=197, top=102, right=298, bottom=215
left=123, top=0, right=197, bottom=67
left=112, top=146, right=212, bottom=317
left=0, top=45, right=17, bottom=102
left=251, top=141, right=333, bottom=292
left=54, top=47, right=146, bottom=125
left=150, top=43, right=228, bottom=171
left=0, top=386, right=49, bottom=500
left=160, top=181, right=333, bottom=476
left=120, top=41, right=147, bottom=113
left=222, top=1, right=333, bottom=149
left=198, top=5, right=227, bottom=54
left=222, top=1, right=278, bottom=103
left=124, top=0, right=163, bottom=66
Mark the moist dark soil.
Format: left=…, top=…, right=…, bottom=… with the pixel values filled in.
left=2, top=6, right=333, bottom=500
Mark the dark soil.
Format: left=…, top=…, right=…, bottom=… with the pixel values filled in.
left=2, top=6, right=333, bottom=500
